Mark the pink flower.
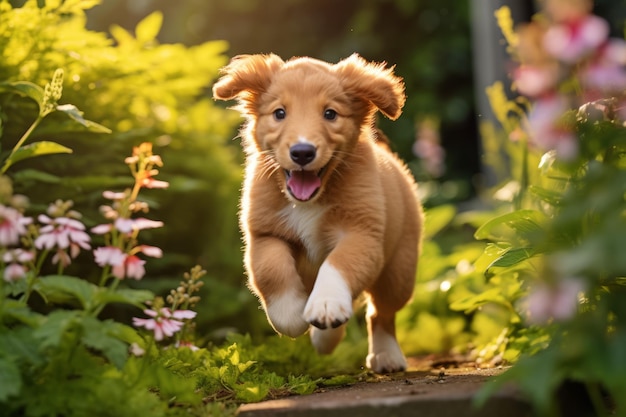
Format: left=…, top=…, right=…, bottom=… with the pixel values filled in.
left=4, top=263, right=27, bottom=282
left=34, top=215, right=91, bottom=253
left=513, top=65, right=559, bottom=97
left=102, top=191, right=127, bottom=201
left=527, top=95, right=578, bottom=160
left=2, top=249, right=34, bottom=282
left=91, top=223, right=112, bottom=235
left=136, top=245, right=163, bottom=258
left=114, top=218, right=163, bottom=234
left=582, top=40, right=626, bottom=93
left=525, top=278, right=585, bottom=325
left=140, top=176, right=169, bottom=189
left=112, top=255, right=146, bottom=280
left=543, top=15, right=610, bottom=63
left=0, top=205, right=31, bottom=247
left=93, top=246, right=126, bottom=267
left=132, top=308, right=197, bottom=341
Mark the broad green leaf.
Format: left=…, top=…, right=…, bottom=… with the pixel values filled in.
left=12, top=169, right=62, bottom=184
left=3, top=141, right=72, bottom=172
left=1, top=299, right=45, bottom=327
left=0, top=327, right=44, bottom=365
left=0, top=357, right=21, bottom=401
left=135, top=11, right=163, bottom=44
left=0, top=81, right=44, bottom=111
left=529, top=185, right=562, bottom=206
left=34, top=275, right=97, bottom=309
left=93, top=288, right=153, bottom=309
left=55, top=104, right=112, bottom=133
left=474, top=209, right=546, bottom=242
left=449, top=287, right=512, bottom=313
left=33, top=310, right=80, bottom=349
left=488, top=247, right=537, bottom=269
left=80, top=317, right=128, bottom=369
left=423, top=204, right=456, bottom=240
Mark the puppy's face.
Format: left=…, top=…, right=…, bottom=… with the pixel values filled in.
left=213, top=54, right=405, bottom=203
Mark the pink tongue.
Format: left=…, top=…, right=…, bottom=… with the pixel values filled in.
left=287, top=171, right=321, bottom=201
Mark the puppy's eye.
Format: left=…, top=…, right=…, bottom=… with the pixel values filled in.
left=323, top=109, right=337, bottom=121
left=273, top=108, right=286, bottom=120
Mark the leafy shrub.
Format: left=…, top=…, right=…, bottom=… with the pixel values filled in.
left=0, top=0, right=252, bottom=333
left=462, top=3, right=626, bottom=416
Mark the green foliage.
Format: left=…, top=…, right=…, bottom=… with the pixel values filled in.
left=0, top=0, right=247, bottom=336
left=467, top=5, right=626, bottom=417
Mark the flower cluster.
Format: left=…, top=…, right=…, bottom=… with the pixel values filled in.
left=91, top=143, right=168, bottom=284
left=511, top=0, right=626, bottom=159
left=132, top=266, right=205, bottom=344
left=0, top=143, right=169, bottom=286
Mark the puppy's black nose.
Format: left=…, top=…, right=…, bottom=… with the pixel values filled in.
left=289, top=143, right=316, bottom=166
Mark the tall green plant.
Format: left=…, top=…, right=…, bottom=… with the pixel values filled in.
left=467, top=3, right=626, bottom=416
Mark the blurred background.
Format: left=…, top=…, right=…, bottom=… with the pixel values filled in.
left=2, top=0, right=625, bottom=350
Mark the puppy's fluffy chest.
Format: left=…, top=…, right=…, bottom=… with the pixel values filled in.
left=278, top=202, right=333, bottom=263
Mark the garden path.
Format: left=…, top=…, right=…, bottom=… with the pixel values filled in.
left=237, top=357, right=531, bottom=417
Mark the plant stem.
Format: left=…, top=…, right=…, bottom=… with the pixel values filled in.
left=1, top=115, right=44, bottom=175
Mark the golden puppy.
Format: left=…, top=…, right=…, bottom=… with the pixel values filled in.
left=213, top=54, right=423, bottom=373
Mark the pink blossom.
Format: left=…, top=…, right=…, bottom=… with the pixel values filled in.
left=141, top=177, right=169, bottom=189
left=132, top=308, right=197, bottom=341
left=513, top=65, right=559, bottom=97
left=582, top=40, right=626, bottom=93
left=527, top=95, right=578, bottom=160
left=112, top=254, right=145, bottom=280
left=2, top=249, right=34, bottom=282
left=34, top=215, right=91, bottom=253
left=91, top=223, right=112, bottom=235
left=102, top=191, right=127, bottom=200
left=136, top=245, right=163, bottom=258
left=114, top=218, right=163, bottom=234
left=525, top=278, right=585, bottom=324
left=3, top=263, right=27, bottom=282
left=543, top=15, right=610, bottom=63
left=0, top=205, right=31, bottom=247
left=93, top=246, right=126, bottom=267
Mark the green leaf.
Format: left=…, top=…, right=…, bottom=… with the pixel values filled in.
left=423, top=204, right=456, bottom=240
left=488, top=247, right=537, bottom=269
left=34, top=275, right=97, bottom=309
left=55, top=104, right=112, bottom=133
left=34, top=310, right=80, bottom=349
left=94, top=288, right=154, bottom=309
left=3, top=141, right=72, bottom=172
left=474, top=209, right=546, bottom=242
left=12, top=169, right=62, bottom=184
left=0, top=357, right=21, bottom=401
left=528, top=185, right=563, bottom=206
left=0, top=81, right=44, bottom=111
left=234, top=381, right=269, bottom=403
left=135, top=11, right=163, bottom=44
left=80, top=317, right=128, bottom=369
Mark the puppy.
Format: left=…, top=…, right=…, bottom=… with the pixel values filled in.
left=213, top=54, right=423, bottom=373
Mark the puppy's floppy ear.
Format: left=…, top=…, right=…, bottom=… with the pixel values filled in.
left=334, top=54, right=406, bottom=120
left=212, top=54, right=284, bottom=103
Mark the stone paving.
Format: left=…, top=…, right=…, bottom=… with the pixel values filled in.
left=237, top=366, right=533, bottom=417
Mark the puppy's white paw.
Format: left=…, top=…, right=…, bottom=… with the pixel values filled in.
left=265, top=290, right=309, bottom=338
left=310, top=325, right=345, bottom=354
left=303, top=262, right=352, bottom=329
left=366, top=327, right=407, bottom=373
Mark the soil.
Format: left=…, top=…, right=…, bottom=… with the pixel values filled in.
left=237, top=355, right=532, bottom=417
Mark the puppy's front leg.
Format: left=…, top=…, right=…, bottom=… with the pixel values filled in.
left=304, top=233, right=383, bottom=329
left=247, top=236, right=310, bottom=337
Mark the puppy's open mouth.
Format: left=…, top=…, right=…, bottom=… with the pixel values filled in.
left=285, top=167, right=327, bottom=201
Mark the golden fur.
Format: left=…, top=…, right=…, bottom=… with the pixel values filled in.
left=213, top=54, right=423, bottom=373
